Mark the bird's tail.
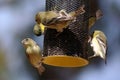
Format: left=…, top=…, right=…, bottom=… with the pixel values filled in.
left=37, top=63, right=45, bottom=75
left=104, top=56, right=107, bottom=65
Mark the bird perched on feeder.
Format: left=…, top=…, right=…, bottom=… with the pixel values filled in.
left=35, top=4, right=85, bottom=32
left=83, top=9, right=103, bottom=30
left=89, top=10, right=103, bottom=29
left=21, top=38, right=45, bottom=75
left=88, top=30, right=107, bottom=64
left=33, top=23, right=45, bottom=36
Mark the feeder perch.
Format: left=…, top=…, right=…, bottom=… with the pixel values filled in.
left=43, top=55, right=88, bottom=67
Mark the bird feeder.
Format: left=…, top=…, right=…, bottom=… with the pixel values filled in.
left=41, top=0, right=91, bottom=67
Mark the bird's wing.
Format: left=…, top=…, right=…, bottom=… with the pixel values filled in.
left=96, top=36, right=107, bottom=54
left=45, top=16, right=74, bottom=26
left=32, top=45, right=41, bottom=55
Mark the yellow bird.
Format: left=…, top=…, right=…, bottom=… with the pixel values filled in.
left=89, top=30, right=107, bottom=64
left=21, top=38, right=45, bottom=75
left=89, top=10, right=103, bottom=29
left=83, top=9, right=103, bottom=30
left=35, top=4, right=85, bottom=32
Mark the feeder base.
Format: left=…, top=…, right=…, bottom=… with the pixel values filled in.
left=43, top=55, right=88, bottom=67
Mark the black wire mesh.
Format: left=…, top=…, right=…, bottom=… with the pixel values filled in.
left=43, top=0, right=99, bottom=59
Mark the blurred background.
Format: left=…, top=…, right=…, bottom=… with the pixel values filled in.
left=0, top=0, right=120, bottom=80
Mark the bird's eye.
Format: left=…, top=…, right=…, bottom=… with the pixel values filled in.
left=25, top=38, right=29, bottom=41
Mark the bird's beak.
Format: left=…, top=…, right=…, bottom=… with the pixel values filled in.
left=21, top=40, right=25, bottom=44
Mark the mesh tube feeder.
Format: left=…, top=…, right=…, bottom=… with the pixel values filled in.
left=42, top=0, right=89, bottom=67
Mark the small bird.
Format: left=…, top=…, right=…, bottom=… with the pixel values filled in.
left=89, top=10, right=103, bottom=29
left=33, top=23, right=45, bottom=36
left=21, top=38, right=45, bottom=75
left=83, top=9, right=103, bottom=30
left=88, top=30, right=107, bottom=64
left=35, top=4, right=85, bottom=32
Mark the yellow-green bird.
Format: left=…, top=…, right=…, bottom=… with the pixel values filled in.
left=33, top=23, right=45, bottom=36
left=35, top=4, right=85, bottom=32
left=83, top=9, right=103, bottom=30
left=21, top=38, right=45, bottom=75
left=35, top=10, right=63, bottom=32
left=89, top=30, right=107, bottom=64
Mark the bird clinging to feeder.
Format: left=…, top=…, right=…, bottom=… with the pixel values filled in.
left=21, top=38, right=45, bottom=75
left=82, top=9, right=103, bottom=30
left=88, top=9, right=103, bottom=30
left=88, top=30, right=107, bottom=64
left=34, top=4, right=85, bottom=33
